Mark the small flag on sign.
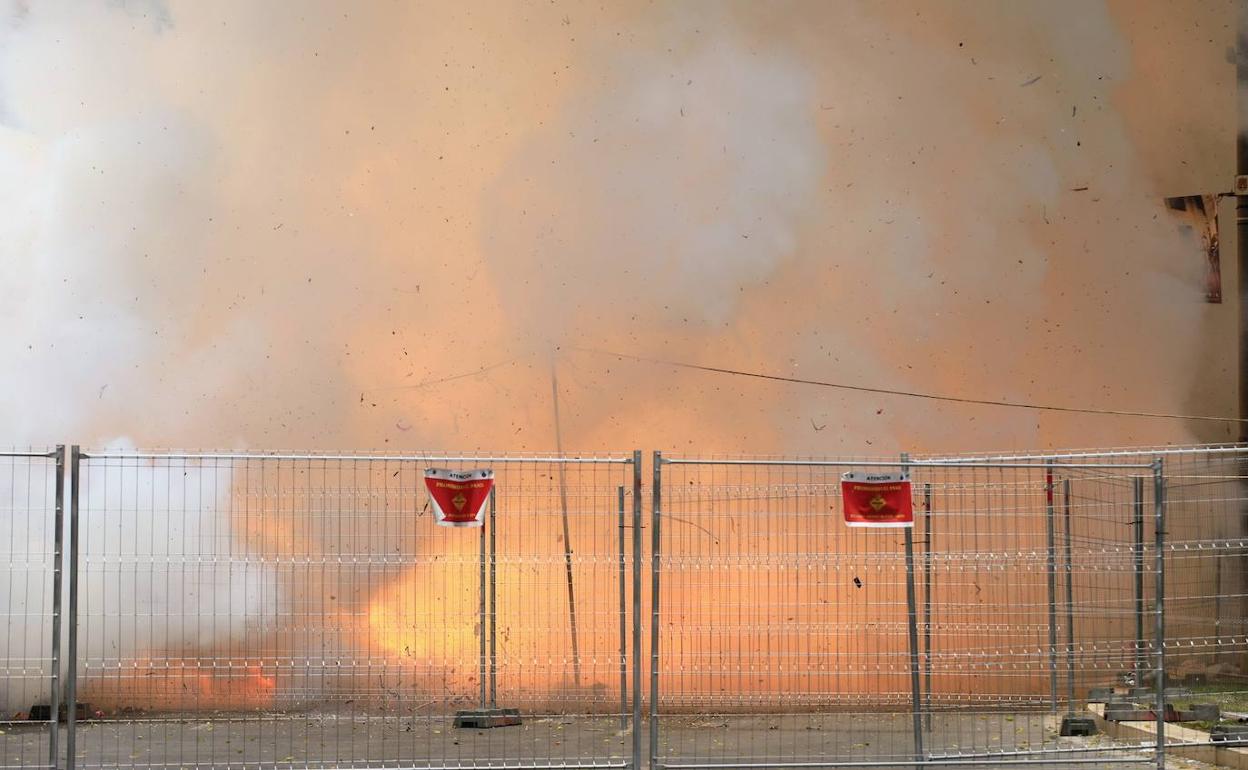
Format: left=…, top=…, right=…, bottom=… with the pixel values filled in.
left=840, top=471, right=914, bottom=528
left=424, top=468, right=494, bottom=527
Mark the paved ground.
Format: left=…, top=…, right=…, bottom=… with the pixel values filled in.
left=0, top=711, right=1228, bottom=768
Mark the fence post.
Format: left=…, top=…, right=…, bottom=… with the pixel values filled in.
left=49, top=446, right=65, bottom=770
left=1062, top=479, right=1075, bottom=712
left=631, top=451, right=643, bottom=770
left=901, top=454, right=924, bottom=765
left=1132, top=476, right=1146, bottom=691
left=922, top=482, right=933, bottom=732
left=65, top=446, right=80, bottom=770
left=650, top=452, right=663, bottom=770
left=479, top=490, right=488, bottom=709
left=1045, top=461, right=1058, bottom=714
left=618, top=484, right=628, bottom=731
left=1152, top=459, right=1166, bottom=770
left=489, top=487, right=498, bottom=707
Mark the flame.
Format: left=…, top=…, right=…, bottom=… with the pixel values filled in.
left=85, top=657, right=279, bottom=713
left=246, top=664, right=277, bottom=701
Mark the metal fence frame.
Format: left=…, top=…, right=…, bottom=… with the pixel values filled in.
left=61, top=448, right=643, bottom=770
left=649, top=452, right=1169, bottom=769
left=0, top=446, right=65, bottom=770
left=0, top=444, right=1242, bottom=768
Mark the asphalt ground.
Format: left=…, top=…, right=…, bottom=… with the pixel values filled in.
left=0, top=711, right=1223, bottom=769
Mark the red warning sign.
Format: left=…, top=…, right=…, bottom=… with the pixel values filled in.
left=424, top=468, right=494, bottom=527
left=840, top=471, right=913, bottom=528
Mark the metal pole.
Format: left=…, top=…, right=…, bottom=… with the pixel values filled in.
left=1062, top=479, right=1075, bottom=712
left=902, top=454, right=924, bottom=764
left=618, top=484, right=628, bottom=731
left=904, top=529, right=925, bottom=764
left=1133, top=476, right=1146, bottom=690
left=479, top=488, right=487, bottom=710
left=631, top=451, right=643, bottom=770
left=1238, top=0, right=1248, bottom=442
left=66, top=446, right=80, bottom=770
left=1215, top=557, right=1224, bottom=666
left=922, top=482, right=932, bottom=732
left=49, top=445, right=65, bottom=770
left=650, top=452, right=663, bottom=770
left=1235, top=0, right=1248, bottom=680
left=489, top=487, right=498, bottom=708
left=1045, top=462, right=1058, bottom=714
left=1153, top=460, right=1166, bottom=770
left=550, top=360, right=582, bottom=688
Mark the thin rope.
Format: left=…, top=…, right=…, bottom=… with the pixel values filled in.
left=570, top=346, right=1246, bottom=424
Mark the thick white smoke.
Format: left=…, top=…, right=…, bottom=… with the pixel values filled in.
left=483, top=28, right=824, bottom=332
left=0, top=441, right=279, bottom=710
left=1, top=0, right=1231, bottom=456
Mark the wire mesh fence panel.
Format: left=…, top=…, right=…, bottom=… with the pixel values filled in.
left=1153, top=448, right=1248, bottom=749
left=923, top=444, right=1248, bottom=759
left=72, top=450, right=640, bottom=770
left=652, top=455, right=1159, bottom=769
left=0, top=449, right=64, bottom=770
left=911, top=460, right=1161, bottom=767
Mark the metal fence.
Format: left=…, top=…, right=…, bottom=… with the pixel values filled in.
left=65, top=448, right=642, bottom=770
left=1, top=443, right=1246, bottom=769
left=650, top=452, right=1170, bottom=769
left=0, top=448, right=65, bottom=770
left=919, top=444, right=1248, bottom=765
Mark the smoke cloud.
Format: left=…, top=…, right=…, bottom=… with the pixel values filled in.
left=0, top=0, right=1234, bottom=455
left=0, top=0, right=1238, bottom=711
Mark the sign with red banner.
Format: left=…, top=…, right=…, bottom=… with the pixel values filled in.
left=840, top=471, right=913, bottom=528
left=424, top=468, right=494, bottom=527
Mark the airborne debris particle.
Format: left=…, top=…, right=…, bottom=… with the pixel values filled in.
left=1020, top=75, right=1042, bottom=87
left=1070, top=186, right=1089, bottom=192
left=853, top=577, right=863, bottom=588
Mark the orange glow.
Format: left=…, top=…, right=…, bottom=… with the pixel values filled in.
left=365, top=567, right=477, bottom=662
left=85, top=657, right=279, bottom=712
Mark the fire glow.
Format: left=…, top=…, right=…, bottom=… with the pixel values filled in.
left=2, top=0, right=1237, bottom=718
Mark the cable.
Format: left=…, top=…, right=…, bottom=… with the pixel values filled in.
left=361, top=357, right=518, bottom=393
left=570, top=346, right=1247, bottom=424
